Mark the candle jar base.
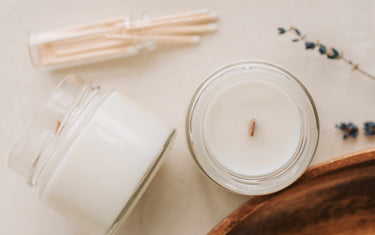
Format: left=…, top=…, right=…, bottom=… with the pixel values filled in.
left=107, top=129, right=175, bottom=235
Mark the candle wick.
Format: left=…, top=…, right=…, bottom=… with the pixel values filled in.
left=56, top=121, right=62, bottom=134
left=248, top=118, right=256, bottom=137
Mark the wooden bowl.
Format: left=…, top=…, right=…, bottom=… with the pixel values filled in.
left=209, top=148, right=375, bottom=235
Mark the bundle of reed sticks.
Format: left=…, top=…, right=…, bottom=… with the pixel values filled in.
left=33, top=9, right=219, bottom=67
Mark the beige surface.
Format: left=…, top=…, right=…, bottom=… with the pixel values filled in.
left=1, top=0, right=374, bottom=234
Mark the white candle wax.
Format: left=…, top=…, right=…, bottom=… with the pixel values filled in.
left=187, top=61, right=319, bottom=195
left=204, top=80, right=301, bottom=176
left=40, top=91, right=172, bottom=234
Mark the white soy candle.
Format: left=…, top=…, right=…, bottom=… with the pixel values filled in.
left=9, top=75, right=174, bottom=234
left=204, top=80, right=301, bottom=176
left=186, top=61, right=319, bottom=195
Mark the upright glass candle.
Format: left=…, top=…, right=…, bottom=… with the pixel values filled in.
left=186, top=61, right=319, bottom=195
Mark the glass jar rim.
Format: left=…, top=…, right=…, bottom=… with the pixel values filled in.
left=8, top=74, right=102, bottom=186
left=186, top=60, right=320, bottom=195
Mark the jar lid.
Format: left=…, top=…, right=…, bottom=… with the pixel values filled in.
left=9, top=75, right=91, bottom=186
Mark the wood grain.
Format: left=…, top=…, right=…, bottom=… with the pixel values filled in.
left=209, top=148, right=375, bottom=235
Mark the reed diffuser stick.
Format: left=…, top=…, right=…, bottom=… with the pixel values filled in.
left=42, top=46, right=137, bottom=65
left=129, top=12, right=219, bottom=29
left=150, top=24, right=218, bottom=34
left=106, top=34, right=201, bottom=44
left=54, top=40, right=129, bottom=56
left=151, top=9, right=209, bottom=23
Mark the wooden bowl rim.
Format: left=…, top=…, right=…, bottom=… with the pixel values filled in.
left=209, top=148, right=375, bottom=235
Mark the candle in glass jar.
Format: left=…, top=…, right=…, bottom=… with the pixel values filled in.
left=186, top=61, right=319, bottom=195
left=40, top=91, right=172, bottom=234
left=204, top=80, right=301, bottom=176
left=9, top=76, right=175, bottom=234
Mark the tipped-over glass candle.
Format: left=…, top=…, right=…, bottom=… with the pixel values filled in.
left=9, top=75, right=175, bottom=234
left=186, top=61, right=319, bottom=195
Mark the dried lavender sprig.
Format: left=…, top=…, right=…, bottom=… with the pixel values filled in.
left=336, top=122, right=358, bottom=139
left=364, top=122, right=375, bottom=136
left=277, top=26, right=375, bottom=80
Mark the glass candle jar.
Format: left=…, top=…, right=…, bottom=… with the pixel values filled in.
left=9, top=75, right=175, bottom=234
left=186, top=61, right=319, bottom=195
